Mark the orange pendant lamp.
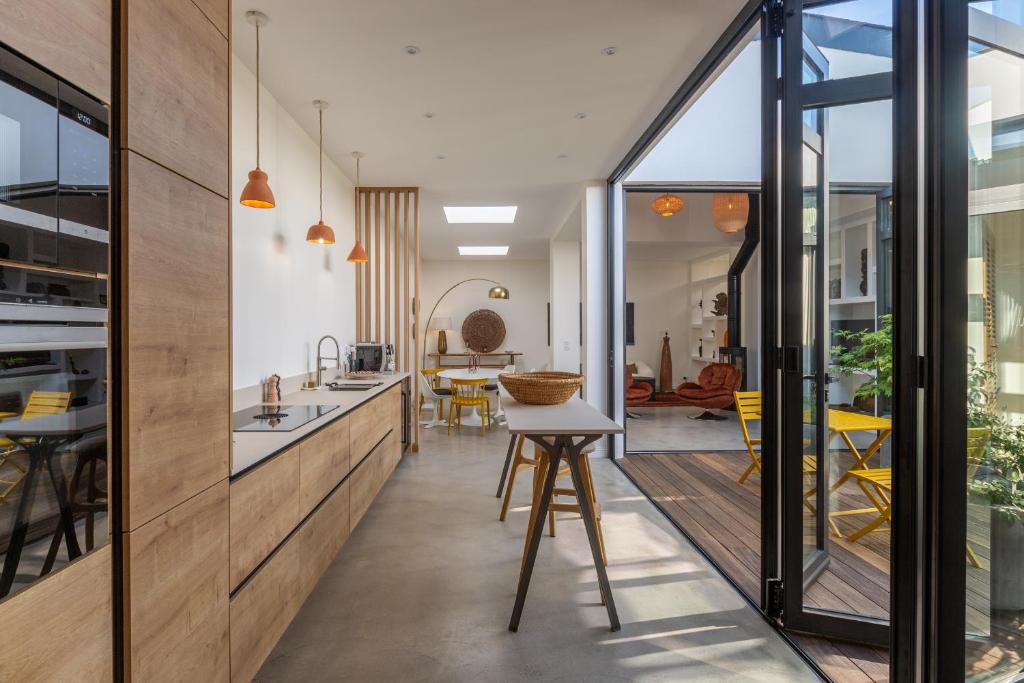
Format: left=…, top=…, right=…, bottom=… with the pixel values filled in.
left=711, top=193, right=750, bottom=234
left=240, top=11, right=275, bottom=209
left=306, top=100, right=336, bottom=245
left=651, top=193, right=684, bottom=217
left=346, top=152, right=369, bottom=262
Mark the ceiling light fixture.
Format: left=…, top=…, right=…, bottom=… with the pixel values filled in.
left=574, top=112, right=588, bottom=120
left=346, top=152, right=369, bottom=262
left=651, top=193, right=684, bottom=217
left=240, top=11, right=276, bottom=209
left=404, top=45, right=421, bottom=55
left=458, top=246, right=510, bottom=256
left=443, top=206, right=517, bottom=224
left=435, top=154, right=446, bottom=160
left=557, top=153, right=569, bottom=159
left=306, top=100, right=335, bottom=245
left=423, top=112, right=435, bottom=119
left=601, top=46, right=618, bottom=56
left=711, top=193, right=750, bottom=234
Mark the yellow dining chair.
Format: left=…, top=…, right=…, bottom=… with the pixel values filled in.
left=447, top=377, right=491, bottom=435
left=0, top=391, right=73, bottom=504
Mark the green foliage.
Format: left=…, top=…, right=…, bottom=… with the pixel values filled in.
left=831, top=314, right=893, bottom=399
left=967, top=350, right=1024, bottom=525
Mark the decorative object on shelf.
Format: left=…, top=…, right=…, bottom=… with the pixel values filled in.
left=722, top=330, right=729, bottom=347
left=306, top=100, right=336, bottom=244
left=830, top=276, right=842, bottom=299
left=711, top=193, right=750, bottom=234
left=651, top=193, right=684, bottom=217
left=421, top=279, right=510, bottom=368
left=860, top=248, right=868, bottom=295
left=346, top=152, right=369, bottom=262
left=499, top=371, right=583, bottom=405
left=659, top=332, right=673, bottom=393
left=240, top=11, right=276, bottom=209
left=698, top=338, right=703, bottom=358
left=427, top=316, right=453, bottom=354
left=462, top=309, right=506, bottom=353
left=711, top=292, right=728, bottom=316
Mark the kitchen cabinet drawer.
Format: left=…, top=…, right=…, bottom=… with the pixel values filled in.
left=229, top=451, right=301, bottom=589
left=350, top=385, right=400, bottom=466
left=349, top=449, right=378, bottom=532
left=299, top=415, right=350, bottom=518
left=229, top=533, right=302, bottom=683
left=297, top=478, right=350, bottom=600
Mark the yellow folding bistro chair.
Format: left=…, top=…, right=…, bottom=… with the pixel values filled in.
left=0, top=391, right=73, bottom=504
left=734, top=391, right=835, bottom=533
left=846, top=428, right=991, bottom=559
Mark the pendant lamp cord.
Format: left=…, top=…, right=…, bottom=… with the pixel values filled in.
left=255, top=24, right=261, bottom=168
left=318, top=108, right=324, bottom=222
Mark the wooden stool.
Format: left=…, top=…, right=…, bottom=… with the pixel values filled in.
left=500, top=435, right=606, bottom=565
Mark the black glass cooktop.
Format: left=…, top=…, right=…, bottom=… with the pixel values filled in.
left=232, top=404, right=338, bottom=433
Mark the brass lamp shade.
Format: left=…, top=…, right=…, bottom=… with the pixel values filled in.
left=347, top=240, right=368, bottom=263
left=711, top=193, right=749, bottom=234
left=306, top=220, right=335, bottom=244
left=488, top=286, right=510, bottom=299
left=651, top=193, right=684, bottom=217
left=240, top=168, right=275, bottom=208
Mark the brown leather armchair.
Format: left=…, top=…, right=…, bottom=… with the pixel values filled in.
left=626, top=367, right=654, bottom=406
left=675, top=363, right=741, bottom=418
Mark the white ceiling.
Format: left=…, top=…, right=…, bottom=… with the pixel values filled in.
left=230, top=0, right=746, bottom=260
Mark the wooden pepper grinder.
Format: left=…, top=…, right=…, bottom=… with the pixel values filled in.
left=264, top=373, right=281, bottom=405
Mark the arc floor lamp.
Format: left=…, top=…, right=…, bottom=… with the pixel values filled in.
left=421, top=278, right=510, bottom=369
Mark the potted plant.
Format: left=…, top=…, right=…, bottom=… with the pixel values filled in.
left=967, top=351, right=1024, bottom=611
left=831, top=314, right=894, bottom=412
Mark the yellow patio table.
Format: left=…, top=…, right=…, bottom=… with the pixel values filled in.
left=825, top=409, right=893, bottom=491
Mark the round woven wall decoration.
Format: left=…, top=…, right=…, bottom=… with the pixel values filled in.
left=462, top=309, right=506, bottom=353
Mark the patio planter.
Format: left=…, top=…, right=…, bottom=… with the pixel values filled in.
left=991, top=508, right=1024, bottom=612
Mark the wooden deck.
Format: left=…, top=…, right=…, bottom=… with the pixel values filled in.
left=620, top=450, right=1024, bottom=683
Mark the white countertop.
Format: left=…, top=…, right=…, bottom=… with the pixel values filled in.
left=501, top=390, right=623, bottom=436
left=231, top=372, right=409, bottom=476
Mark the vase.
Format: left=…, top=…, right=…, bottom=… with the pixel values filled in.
left=437, top=330, right=448, bottom=354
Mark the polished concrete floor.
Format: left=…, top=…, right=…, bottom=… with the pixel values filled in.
left=256, top=422, right=818, bottom=682
left=626, top=406, right=756, bottom=452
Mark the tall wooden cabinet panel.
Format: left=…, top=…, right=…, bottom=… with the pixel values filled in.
left=189, top=0, right=229, bottom=38
left=124, top=152, right=230, bottom=530
left=0, top=0, right=110, bottom=103
left=299, top=416, right=350, bottom=517
left=230, top=452, right=300, bottom=589
left=126, top=481, right=230, bottom=682
left=0, top=547, right=113, bottom=682
left=297, top=478, right=351, bottom=598
left=124, top=0, right=229, bottom=196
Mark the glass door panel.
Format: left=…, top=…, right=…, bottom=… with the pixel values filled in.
left=965, top=3, right=1024, bottom=679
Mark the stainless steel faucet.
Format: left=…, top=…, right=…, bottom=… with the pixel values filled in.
left=316, top=335, right=342, bottom=387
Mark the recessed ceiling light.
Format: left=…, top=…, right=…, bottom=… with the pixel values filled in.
left=574, top=112, right=588, bottom=120
left=423, top=112, right=435, bottom=119
left=601, top=46, right=618, bottom=56
left=435, top=154, right=446, bottom=160
left=404, top=45, right=420, bottom=55
left=459, top=246, right=509, bottom=256
left=557, top=153, right=569, bottom=159
left=444, top=206, right=518, bottom=224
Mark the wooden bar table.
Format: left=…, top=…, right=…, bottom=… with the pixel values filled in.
left=501, top=391, right=624, bottom=632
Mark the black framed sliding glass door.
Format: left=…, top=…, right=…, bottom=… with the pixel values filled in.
left=773, top=0, right=897, bottom=647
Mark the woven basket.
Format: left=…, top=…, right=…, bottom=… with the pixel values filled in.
left=499, top=371, right=583, bottom=405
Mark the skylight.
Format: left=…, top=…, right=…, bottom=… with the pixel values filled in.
left=444, top=206, right=518, bottom=223
left=458, top=246, right=509, bottom=256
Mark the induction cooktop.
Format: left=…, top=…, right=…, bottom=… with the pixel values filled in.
left=232, top=404, right=338, bottom=432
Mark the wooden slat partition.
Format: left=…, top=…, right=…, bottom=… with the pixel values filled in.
left=354, top=187, right=420, bottom=451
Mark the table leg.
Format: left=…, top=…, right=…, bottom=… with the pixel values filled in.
left=509, top=437, right=561, bottom=633
left=0, top=453, right=42, bottom=597
left=496, top=434, right=517, bottom=498
left=45, top=442, right=82, bottom=561
left=565, top=441, right=620, bottom=631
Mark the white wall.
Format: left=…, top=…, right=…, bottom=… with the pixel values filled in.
left=550, top=241, right=582, bottom=373
left=626, top=257, right=692, bottom=388
left=232, top=53, right=356, bottom=391
left=419, top=260, right=549, bottom=372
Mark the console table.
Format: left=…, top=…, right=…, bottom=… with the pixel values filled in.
left=429, top=352, right=522, bottom=368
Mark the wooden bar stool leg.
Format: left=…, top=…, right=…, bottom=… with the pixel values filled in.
left=580, top=455, right=607, bottom=566
left=520, top=451, right=548, bottom=577
left=499, top=436, right=526, bottom=521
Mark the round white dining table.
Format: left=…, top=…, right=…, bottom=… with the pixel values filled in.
left=437, top=368, right=504, bottom=427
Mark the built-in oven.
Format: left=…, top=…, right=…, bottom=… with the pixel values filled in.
left=0, top=44, right=109, bottom=600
